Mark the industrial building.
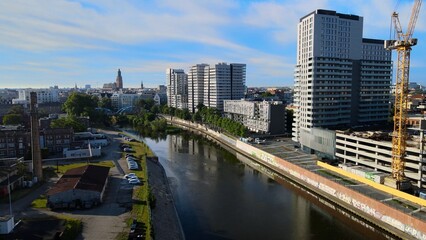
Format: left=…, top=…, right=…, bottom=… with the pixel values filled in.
left=223, top=100, right=287, bottom=135
left=292, top=9, right=392, bottom=144
left=0, top=127, right=73, bottom=158
left=46, top=165, right=110, bottom=209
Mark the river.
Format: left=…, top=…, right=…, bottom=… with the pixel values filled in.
left=142, top=133, right=394, bottom=240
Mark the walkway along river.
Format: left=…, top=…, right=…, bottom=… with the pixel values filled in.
left=139, top=133, right=395, bottom=240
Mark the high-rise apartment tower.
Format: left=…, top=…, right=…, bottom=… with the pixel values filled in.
left=292, top=9, right=392, bottom=143
left=166, top=69, right=188, bottom=109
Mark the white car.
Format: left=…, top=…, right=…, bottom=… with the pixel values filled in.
left=123, top=173, right=137, bottom=179
left=128, top=178, right=141, bottom=184
left=123, top=147, right=133, bottom=152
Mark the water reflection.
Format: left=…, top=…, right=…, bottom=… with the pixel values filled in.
left=141, top=133, right=394, bottom=240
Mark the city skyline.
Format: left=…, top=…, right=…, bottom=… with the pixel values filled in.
left=1, top=0, right=425, bottom=88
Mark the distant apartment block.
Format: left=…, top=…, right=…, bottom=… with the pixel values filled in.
left=224, top=100, right=286, bottom=135
left=12, top=88, right=60, bottom=105
left=111, top=93, right=141, bottom=110
left=293, top=9, right=392, bottom=145
left=187, top=63, right=246, bottom=112
left=166, top=69, right=188, bottom=109
left=204, top=63, right=246, bottom=112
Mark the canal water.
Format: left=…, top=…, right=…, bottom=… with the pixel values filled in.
left=143, top=133, right=393, bottom=240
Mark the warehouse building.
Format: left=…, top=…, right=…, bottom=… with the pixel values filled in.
left=46, top=165, right=110, bottom=209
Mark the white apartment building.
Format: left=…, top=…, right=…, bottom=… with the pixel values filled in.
left=111, top=93, right=141, bottom=110
left=166, top=69, right=188, bottom=109
left=188, top=64, right=209, bottom=113
left=203, top=63, right=246, bottom=111
left=224, top=100, right=286, bottom=135
left=293, top=9, right=392, bottom=144
left=13, top=88, right=60, bottom=104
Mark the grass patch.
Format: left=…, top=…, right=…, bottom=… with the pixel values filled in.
left=55, top=161, right=114, bottom=175
left=31, top=194, right=47, bottom=208
left=116, top=134, right=153, bottom=240
left=57, top=215, right=82, bottom=240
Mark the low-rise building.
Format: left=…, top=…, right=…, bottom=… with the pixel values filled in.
left=335, top=130, right=426, bottom=188
left=62, top=146, right=101, bottom=158
left=46, top=165, right=109, bottom=209
left=223, top=100, right=286, bottom=135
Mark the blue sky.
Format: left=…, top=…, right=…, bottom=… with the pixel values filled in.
left=0, top=0, right=425, bottom=88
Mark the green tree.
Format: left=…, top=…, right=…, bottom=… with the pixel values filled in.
left=3, top=114, right=22, bottom=125
left=261, top=92, right=274, bottom=97
left=62, top=92, right=98, bottom=118
left=8, top=105, right=24, bottom=115
left=98, top=97, right=112, bottom=109
left=51, top=116, right=85, bottom=132
left=136, top=98, right=155, bottom=112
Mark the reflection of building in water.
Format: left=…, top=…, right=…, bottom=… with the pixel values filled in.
left=188, top=138, right=201, bottom=155
left=203, top=144, right=218, bottom=162
left=169, top=135, right=189, bottom=154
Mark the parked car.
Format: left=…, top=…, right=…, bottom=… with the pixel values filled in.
left=126, top=154, right=136, bottom=158
left=130, top=219, right=137, bottom=233
left=126, top=156, right=137, bottom=161
left=124, top=173, right=137, bottom=179
left=123, top=147, right=133, bottom=152
left=128, top=178, right=141, bottom=184
left=128, top=162, right=138, bottom=170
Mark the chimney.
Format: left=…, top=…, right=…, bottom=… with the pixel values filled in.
left=30, top=92, right=43, bottom=181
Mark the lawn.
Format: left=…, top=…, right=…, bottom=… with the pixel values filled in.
left=56, top=215, right=82, bottom=240
left=31, top=194, right=47, bottom=208
left=116, top=133, right=153, bottom=240
left=55, top=160, right=115, bottom=174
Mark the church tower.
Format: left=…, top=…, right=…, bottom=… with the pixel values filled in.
left=116, top=69, right=123, bottom=89
left=141, top=80, right=144, bottom=90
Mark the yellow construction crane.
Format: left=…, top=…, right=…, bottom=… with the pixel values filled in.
left=385, top=0, right=422, bottom=190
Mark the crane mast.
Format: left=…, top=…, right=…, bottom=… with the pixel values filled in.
left=385, top=0, right=422, bottom=189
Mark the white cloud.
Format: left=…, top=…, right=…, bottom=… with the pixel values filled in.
left=242, top=0, right=328, bottom=44
left=0, top=0, right=244, bottom=51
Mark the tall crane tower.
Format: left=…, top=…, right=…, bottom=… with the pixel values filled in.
left=385, top=0, right=422, bottom=190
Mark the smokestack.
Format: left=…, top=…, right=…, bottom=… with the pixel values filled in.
left=30, top=92, right=43, bottom=181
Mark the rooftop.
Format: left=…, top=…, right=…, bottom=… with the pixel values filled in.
left=47, top=165, right=110, bottom=196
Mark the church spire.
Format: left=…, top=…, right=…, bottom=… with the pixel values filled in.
left=141, top=80, right=144, bottom=89
left=116, top=68, right=123, bottom=89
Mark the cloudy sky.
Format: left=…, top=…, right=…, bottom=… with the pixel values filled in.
left=0, top=0, right=425, bottom=88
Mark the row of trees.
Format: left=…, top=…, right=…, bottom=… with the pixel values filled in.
left=160, top=104, right=247, bottom=137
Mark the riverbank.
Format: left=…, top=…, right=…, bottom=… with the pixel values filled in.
left=122, top=130, right=185, bottom=240
left=146, top=158, right=185, bottom=240
left=165, top=117, right=426, bottom=240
